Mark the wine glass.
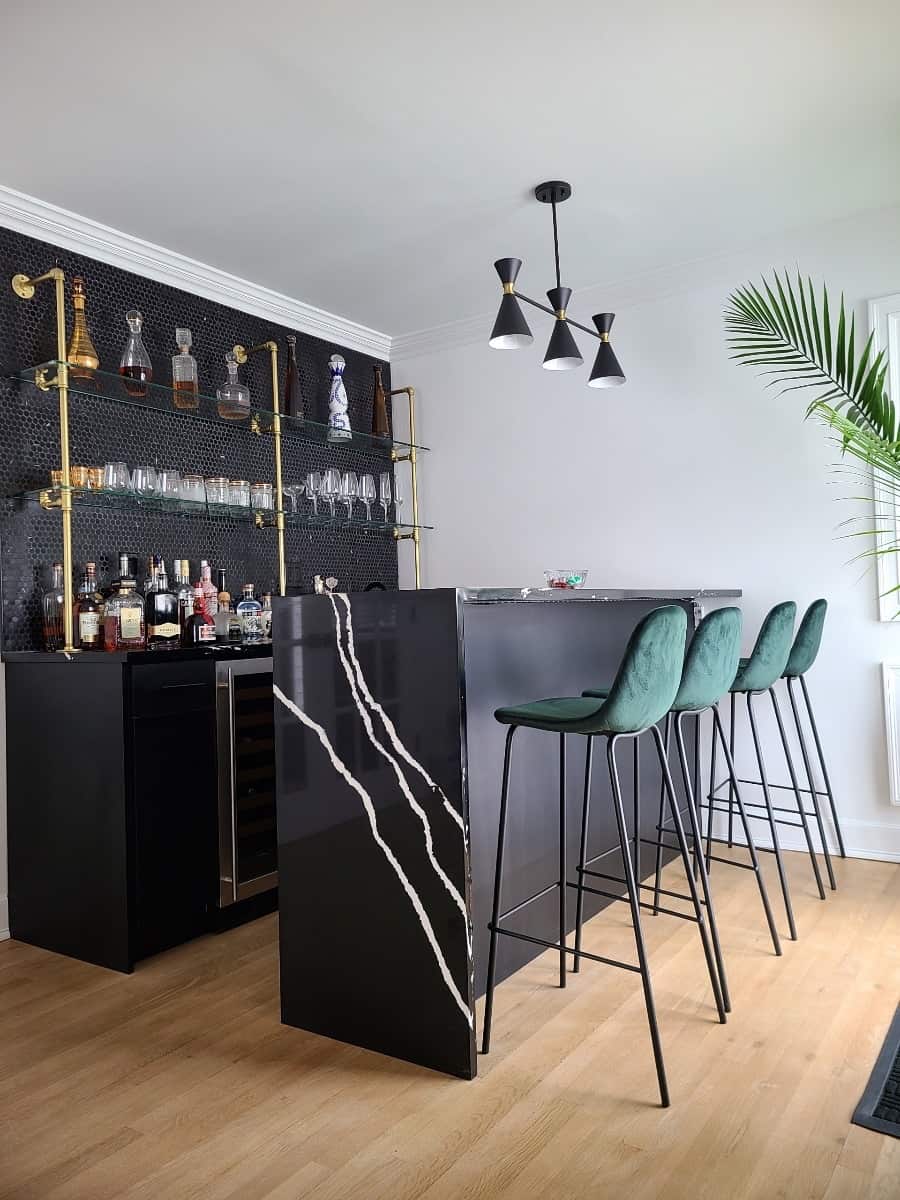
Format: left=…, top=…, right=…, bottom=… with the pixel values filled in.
left=132, top=466, right=159, bottom=498
left=305, top=471, right=322, bottom=518
left=321, top=468, right=342, bottom=519
left=393, top=477, right=404, bottom=523
left=378, top=471, right=392, bottom=523
left=359, top=473, right=376, bottom=522
left=340, top=471, right=358, bottom=523
left=283, top=482, right=305, bottom=514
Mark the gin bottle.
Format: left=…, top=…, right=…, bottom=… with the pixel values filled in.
left=236, top=583, right=263, bottom=643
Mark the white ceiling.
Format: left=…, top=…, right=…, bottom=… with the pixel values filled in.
left=6, top=1, right=900, bottom=338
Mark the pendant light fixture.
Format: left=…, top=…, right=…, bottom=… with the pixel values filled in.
left=488, top=181, right=625, bottom=388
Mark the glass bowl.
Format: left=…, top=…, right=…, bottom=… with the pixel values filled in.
left=544, top=570, right=589, bottom=590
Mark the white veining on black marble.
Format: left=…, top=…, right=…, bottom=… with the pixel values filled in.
left=338, top=592, right=466, bottom=837
left=273, top=682, right=473, bottom=1027
left=326, top=593, right=471, bottom=956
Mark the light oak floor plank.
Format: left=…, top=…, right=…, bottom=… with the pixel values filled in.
left=1, top=850, right=898, bottom=1199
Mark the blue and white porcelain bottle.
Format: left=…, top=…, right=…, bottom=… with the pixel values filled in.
left=327, top=354, right=352, bottom=441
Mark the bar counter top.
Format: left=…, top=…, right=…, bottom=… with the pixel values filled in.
left=458, top=587, right=741, bottom=603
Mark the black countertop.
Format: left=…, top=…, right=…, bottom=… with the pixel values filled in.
left=2, top=643, right=274, bottom=665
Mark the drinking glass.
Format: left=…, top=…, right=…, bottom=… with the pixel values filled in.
left=340, top=471, right=358, bottom=522
left=378, top=471, right=392, bottom=522
left=206, top=476, right=230, bottom=505
left=179, top=473, right=205, bottom=503
left=132, top=466, right=159, bottom=498
left=158, top=469, right=182, bottom=500
left=321, top=468, right=342, bottom=519
left=305, top=471, right=322, bottom=517
left=103, top=462, right=130, bottom=492
left=359, top=473, right=376, bottom=521
left=231, top=479, right=251, bottom=507
left=283, top=482, right=305, bottom=514
left=251, top=482, right=273, bottom=510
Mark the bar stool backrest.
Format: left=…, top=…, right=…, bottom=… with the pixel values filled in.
left=783, top=598, right=827, bottom=678
left=672, top=606, right=743, bottom=712
left=599, top=604, right=688, bottom=733
left=732, top=600, right=796, bottom=693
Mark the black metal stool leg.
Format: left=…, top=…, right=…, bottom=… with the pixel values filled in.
left=711, top=704, right=782, bottom=956
left=607, top=734, right=670, bottom=1107
left=693, top=713, right=702, bottom=878
left=800, top=674, right=847, bottom=859
left=652, top=714, right=671, bottom=914
left=633, top=738, right=641, bottom=883
left=747, top=693, right=798, bottom=940
left=482, top=725, right=516, bottom=1055
left=769, top=688, right=826, bottom=901
left=574, top=735, right=593, bottom=973
left=558, top=733, right=567, bottom=989
left=786, top=677, right=836, bottom=890
left=674, top=712, right=731, bottom=1014
left=705, top=706, right=717, bottom=871
left=651, top=725, right=726, bottom=1024
left=728, top=692, right=736, bottom=847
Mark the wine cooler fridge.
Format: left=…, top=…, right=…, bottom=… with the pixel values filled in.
left=216, top=658, right=279, bottom=906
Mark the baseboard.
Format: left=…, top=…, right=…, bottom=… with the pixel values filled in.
left=0, top=894, right=9, bottom=941
left=708, top=812, right=900, bottom=863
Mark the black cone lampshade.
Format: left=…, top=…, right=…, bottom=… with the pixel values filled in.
left=543, top=286, right=583, bottom=370
left=588, top=313, right=625, bottom=387
left=489, top=258, right=533, bottom=349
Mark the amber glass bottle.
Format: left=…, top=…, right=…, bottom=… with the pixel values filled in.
left=283, top=335, right=303, bottom=421
left=67, top=277, right=100, bottom=378
left=371, top=364, right=389, bottom=439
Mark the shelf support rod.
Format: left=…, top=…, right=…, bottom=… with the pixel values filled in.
left=234, top=341, right=286, bottom=597
left=12, top=267, right=77, bottom=652
left=390, top=386, right=421, bottom=588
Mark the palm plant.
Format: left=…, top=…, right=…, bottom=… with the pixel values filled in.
left=724, top=271, right=900, bottom=588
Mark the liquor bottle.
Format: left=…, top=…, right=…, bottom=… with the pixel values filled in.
left=67, top=277, right=100, bottom=378
left=283, top=335, right=303, bottom=421
left=236, top=583, right=263, bottom=643
left=145, top=563, right=180, bottom=649
left=172, top=328, right=199, bottom=410
left=119, top=310, right=153, bottom=398
left=371, top=363, right=389, bottom=439
left=216, top=568, right=231, bottom=611
left=143, top=554, right=160, bottom=596
left=174, top=559, right=195, bottom=632
left=198, top=560, right=219, bottom=617
left=213, top=569, right=232, bottom=640
left=260, top=591, right=273, bottom=639
left=182, top=585, right=216, bottom=645
left=42, top=562, right=65, bottom=651
left=101, top=552, right=132, bottom=602
left=76, top=562, right=102, bottom=651
left=103, top=577, right=145, bottom=651
left=327, top=354, right=351, bottom=441
left=217, top=351, right=250, bottom=421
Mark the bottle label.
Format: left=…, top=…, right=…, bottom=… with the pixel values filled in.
left=198, top=624, right=216, bottom=642
left=79, top=611, right=100, bottom=642
left=120, top=609, right=142, bottom=640
left=149, top=622, right=180, bottom=639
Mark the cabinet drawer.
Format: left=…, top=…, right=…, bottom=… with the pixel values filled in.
left=129, top=661, right=216, bottom=718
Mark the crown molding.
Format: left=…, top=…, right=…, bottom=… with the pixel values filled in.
left=0, top=184, right=391, bottom=360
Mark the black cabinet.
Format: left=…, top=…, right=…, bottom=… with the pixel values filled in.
left=5, top=647, right=276, bottom=972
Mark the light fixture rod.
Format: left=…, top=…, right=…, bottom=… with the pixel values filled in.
left=516, top=290, right=601, bottom=340
left=551, top=201, right=561, bottom=290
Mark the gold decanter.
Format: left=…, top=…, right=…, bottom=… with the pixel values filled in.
left=66, top=276, right=100, bottom=378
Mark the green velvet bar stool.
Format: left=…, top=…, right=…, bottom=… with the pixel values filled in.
left=710, top=601, right=829, bottom=943
left=481, top=605, right=726, bottom=1109
left=782, top=600, right=846, bottom=873
left=581, top=607, right=783, bottom=1015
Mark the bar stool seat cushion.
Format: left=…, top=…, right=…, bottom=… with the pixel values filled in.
left=496, top=605, right=688, bottom=735
left=783, top=599, right=827, bottom=678
left=730, top=601, right=796, bottom=694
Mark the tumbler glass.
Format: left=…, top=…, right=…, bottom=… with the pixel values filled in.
left=158, top=469, right=182, bottom=500
left=179, top=473, right=205, bottom=503
left=206, top=476, right=230, bottom=505
left=251, top=482, right=273, bottom=511
left=103, top=462, right=131, bottom=492
left=132, top=466, right=159, bottom=498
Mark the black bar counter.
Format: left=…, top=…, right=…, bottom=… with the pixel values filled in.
left=273, top=586, right=740, bottom=1079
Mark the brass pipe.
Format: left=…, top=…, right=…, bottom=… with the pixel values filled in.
left=234, top=341, right=285, bottom=596
left=11, top=267, right=77, bottom=651
left=389, top=386, right=421, bottom=588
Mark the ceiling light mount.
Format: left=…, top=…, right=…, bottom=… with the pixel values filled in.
left=488, top=180, right=625, bottom=388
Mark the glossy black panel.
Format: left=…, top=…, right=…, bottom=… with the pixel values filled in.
left=274, top=590, right=474, bottom=1078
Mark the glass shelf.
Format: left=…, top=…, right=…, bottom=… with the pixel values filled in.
left=3, top=486, right=430, bottom=533
left=8, top=362, right=429, bottom=455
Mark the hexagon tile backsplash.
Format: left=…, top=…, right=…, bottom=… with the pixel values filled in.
left=0, top=224, right=398, bottom=650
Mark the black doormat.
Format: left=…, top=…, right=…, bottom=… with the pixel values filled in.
left=852, top=1006, right=900, bottom=1138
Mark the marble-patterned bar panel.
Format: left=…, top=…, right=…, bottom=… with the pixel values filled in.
left=273, top=589, right=475, bottom=1079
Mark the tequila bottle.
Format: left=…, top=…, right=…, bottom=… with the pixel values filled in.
left=42, top=562, right=65, bottom=652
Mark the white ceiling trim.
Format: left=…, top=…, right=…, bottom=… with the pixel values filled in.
left=0, top=184, right=392, bottom=360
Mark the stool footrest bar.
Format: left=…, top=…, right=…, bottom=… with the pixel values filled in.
left=571, top=881, right=699, bottom=923
left=580, top=867, right=706, bottom=907
left=488, top=924, right=640, bottom=973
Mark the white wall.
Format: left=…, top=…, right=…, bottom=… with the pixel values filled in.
left=393, top=204, right=900, bottom=861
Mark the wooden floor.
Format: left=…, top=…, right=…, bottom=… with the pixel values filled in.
left=1, top=851, right=899, bottom=1199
